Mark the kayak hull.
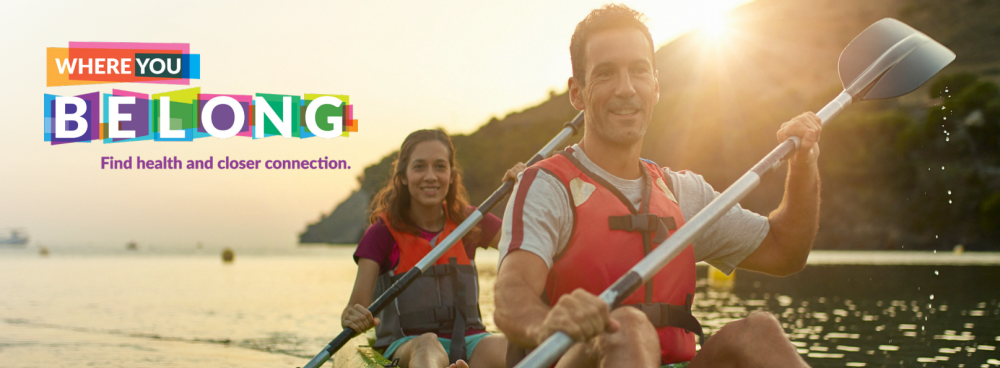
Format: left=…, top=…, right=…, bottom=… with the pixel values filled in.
left=332, top=330, right=392, bottom=368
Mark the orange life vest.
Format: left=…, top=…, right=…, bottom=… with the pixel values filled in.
left=380, top=212, right=473, bottom=272
left=372, top=212, right=485, bottom=362
left=533, top=150, right=701, bottom=364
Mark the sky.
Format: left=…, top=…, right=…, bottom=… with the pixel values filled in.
left=0, top=0, right=751, bottom=249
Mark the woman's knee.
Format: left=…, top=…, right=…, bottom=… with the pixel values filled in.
left=412, top=332, right=446, bottom=353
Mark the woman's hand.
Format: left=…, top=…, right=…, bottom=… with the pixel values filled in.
left=342, top=258, right=380, bottom=332
left=342, top=303, right=380, bottom=333
left=503, top=162, right=527, bottom=183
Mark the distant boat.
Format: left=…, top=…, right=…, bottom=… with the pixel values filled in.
left=0, top=228, right=29, bottom=247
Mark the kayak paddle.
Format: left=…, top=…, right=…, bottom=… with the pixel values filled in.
left=301, top=111, right=585, bottom=368
left=514, top=17, right=954, bottom=368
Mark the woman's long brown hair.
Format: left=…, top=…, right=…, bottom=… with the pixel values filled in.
left=369, top=129, right=477, bottom=239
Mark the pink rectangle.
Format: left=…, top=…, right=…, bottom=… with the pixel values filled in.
left=112, top=89, right=149, bottom=99
left=200, top=94, right=253, bottom=103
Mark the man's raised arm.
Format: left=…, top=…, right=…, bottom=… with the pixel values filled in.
left=739, top=112, right=823, bottom=276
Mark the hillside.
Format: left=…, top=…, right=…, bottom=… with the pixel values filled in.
left=301, top=0, right=1000, bottom=249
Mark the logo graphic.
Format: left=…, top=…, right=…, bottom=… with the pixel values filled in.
left=44, top=42, right=358, bottom=145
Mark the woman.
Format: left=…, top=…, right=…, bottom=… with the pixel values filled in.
left=342, top=129, right=523, bottom=368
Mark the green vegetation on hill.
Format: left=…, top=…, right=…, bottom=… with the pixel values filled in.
left=301, top=0, right=1000, bottom=249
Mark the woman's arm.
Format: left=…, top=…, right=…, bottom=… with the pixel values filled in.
left=341, top=258, right=381, bottom=332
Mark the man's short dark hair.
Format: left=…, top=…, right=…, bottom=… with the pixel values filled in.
left=570, top=4, right=655, bottom=86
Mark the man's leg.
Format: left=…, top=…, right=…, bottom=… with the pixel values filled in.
left=393, top=333, right=449, bottom=368
left=554, top=307, right=661, bottom=368
left=689, top=311, right=809, bottom=368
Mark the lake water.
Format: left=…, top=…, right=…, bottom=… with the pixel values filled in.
left=1, top=246, right=997, bottom=367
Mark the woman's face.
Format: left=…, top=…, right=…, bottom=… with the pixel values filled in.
left=402, top=140, right=452, bottom=210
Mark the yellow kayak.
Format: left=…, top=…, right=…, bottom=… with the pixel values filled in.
left=331, top=330, right=393, bottom=368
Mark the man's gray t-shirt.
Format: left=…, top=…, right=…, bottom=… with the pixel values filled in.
left=497, top=144, right=769, bottom=275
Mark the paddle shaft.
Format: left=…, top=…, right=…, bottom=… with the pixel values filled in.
left=513, top=93, right=852, bottom=368
left=302, top=112, right=585, bottom=368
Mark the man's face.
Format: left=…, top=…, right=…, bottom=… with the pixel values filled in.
left=570, top=28, right=659, bottom=146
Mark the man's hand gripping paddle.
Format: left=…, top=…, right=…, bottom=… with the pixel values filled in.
left=514, top=18, right=955, bottom=368
left=300, top=112, right=585, bottom=368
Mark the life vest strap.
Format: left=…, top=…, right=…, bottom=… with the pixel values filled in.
left=448, top=257, right=468, bottom=364
left=608, top=214, right=678, bottom=243
left=628, top=300, right=705, bottom=345
left=396, top=305, right=482, bottom=326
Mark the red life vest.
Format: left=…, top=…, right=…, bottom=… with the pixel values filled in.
left=533, top=150, right=700, bottom=364
left=379, top=212, right=473, bottom=272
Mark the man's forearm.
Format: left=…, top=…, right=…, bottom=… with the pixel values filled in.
left=768, top=162, right=821, bottom=266
left=494, top=271, right=551, bottom=349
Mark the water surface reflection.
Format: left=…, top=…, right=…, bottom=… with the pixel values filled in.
left=695, top=265, right=1000, bottom=367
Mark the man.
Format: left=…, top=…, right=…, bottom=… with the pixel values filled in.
left=494, top=4, right=820, bottom=367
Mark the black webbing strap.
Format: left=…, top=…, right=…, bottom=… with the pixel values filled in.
left=608, top=215, right=677, bottom=244
left=396, top=305, right=481, bottom=326
left=628, top=294, right=704, bottom=345
left=448, top=257, right=467, bottom=364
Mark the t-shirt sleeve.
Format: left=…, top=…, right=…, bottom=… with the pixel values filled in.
left=353, top=218, right=396, bottom=274
left=497, top=168, right=573, bottom=269
left=665, top=169, right=770, bottom=275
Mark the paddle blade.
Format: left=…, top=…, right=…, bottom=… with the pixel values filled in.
left=863, top=39, right=955, bottom=100
left=837, top=18, right=955, bottom=100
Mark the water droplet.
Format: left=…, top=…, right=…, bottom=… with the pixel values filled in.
left=943, top=117, right=947, bottom=120
left=942, top=166, right=945, bottom=170
left=936, top=235, right=939, bottom=239
left=946, top=137, right=950, bottom=142
left=942, top=106, right=946, bottom=110
left=949, top=200, right=953, bottom=204
left=935, top=270, right=939, bottom=275
left=948, top=190, right=952, bottom=195
left=930, top=294, right=935, bottom=300
left=944, top=88, right=949, bottom=93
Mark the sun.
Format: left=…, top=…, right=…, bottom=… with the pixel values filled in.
left=635, top=0, right=748, bottom=47
left=698, top=13, right=731, bottom=41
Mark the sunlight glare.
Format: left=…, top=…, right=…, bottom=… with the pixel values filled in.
left=634, top=0, right=748, bottom=47
left=699, top=13, right=731, bottom=41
